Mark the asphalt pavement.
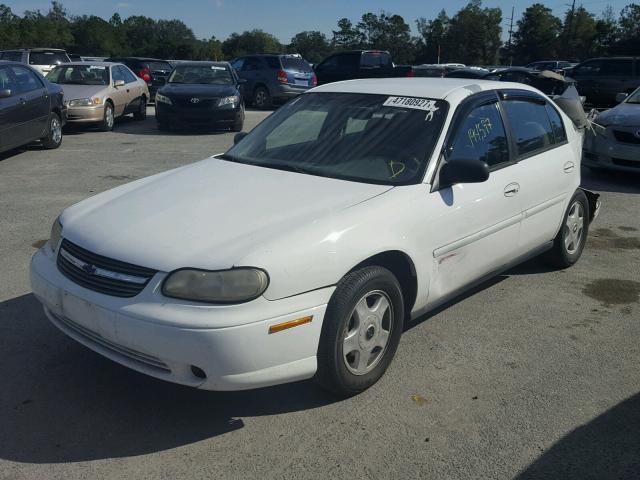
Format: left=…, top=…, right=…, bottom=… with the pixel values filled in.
left=1, top=107, right=638, bottom=480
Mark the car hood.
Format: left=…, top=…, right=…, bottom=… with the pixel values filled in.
left=58, top=84, right=109, bottom=101
left=61, top=158, right=392, bottom=272
left=597, top=102, right=640, bottom=127
left=160, top=83, right=238, bottom=98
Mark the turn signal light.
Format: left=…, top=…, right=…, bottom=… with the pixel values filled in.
left=268, top=316, right=313, bottom=334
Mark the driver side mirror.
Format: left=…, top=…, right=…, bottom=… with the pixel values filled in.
left=615, top=92, right=628, bottom=103
left=234, top=132, right=248, bottom=144
left=0, top=89, right=11, bottom=99
left=114, top=79, right=125, bottom=88
left=439, top=159, right=490, bottom=188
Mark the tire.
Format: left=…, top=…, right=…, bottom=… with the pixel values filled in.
left=41, top=112, right=62, bottom=149
left=315, top=266, right=405, bottom=397
left=133, top=96, right=147, bottom=120
left=232, top=105, right=244, bottom=132
left=545, top=190, right=589, bottom=268
left=253, top=86, right=272, bottom=109
left=100, top=102, right=115, bottom=132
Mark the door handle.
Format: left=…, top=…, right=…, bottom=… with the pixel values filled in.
left=563, top=161, right=575, bottom=173
left=504, top=183, right=520, bottom=197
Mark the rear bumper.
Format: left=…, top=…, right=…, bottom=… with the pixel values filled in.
left=30, top=246, right=332, bottom=391
left=270, top=84, right=310, bottom=102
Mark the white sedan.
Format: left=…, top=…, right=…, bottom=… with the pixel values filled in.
left=30, top=78, right=599, bottom=396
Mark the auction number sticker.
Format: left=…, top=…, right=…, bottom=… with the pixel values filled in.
left=383, top=96, right=439, bottom=121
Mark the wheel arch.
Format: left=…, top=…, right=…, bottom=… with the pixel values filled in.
left=347, top=250, right=418, bottom=317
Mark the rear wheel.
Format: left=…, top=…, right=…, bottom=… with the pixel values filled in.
left=315, top=266, right=404, bottom=397
left=100, top=102, right=115, bottom=131
left=253, top=86, right=272, bottom=109
left=41, top=112, right=62, bottom=149
left=545, top=190, right=589, bottom=268
left=133, top=96, right=147, bottom=120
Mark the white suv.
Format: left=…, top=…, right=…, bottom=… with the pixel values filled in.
left=0, top=48, right=70, bottom=76
left=30, top=78, right=599, bottom=396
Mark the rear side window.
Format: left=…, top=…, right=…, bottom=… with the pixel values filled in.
left=546, top=105, right=567, bottom=144
left=281, top=56, right=312, bottom=72
left=448, top=102, right=510, bottom=168
left=599, top=59, right=633, bottom=76
left=242, top=57, right=263, bottom=71
left=1, top=51, right=22, bottom=61
left=121, top=66, right=138, bottom=83
left=264, top=57, right=281, bottom=69
left=28, top=51, right=69, bottom=65
left=361, top=52, right=391, bottom=67
left=574, top=60, right=602, bottom=76
left=502, top=100, right=554, bottom=157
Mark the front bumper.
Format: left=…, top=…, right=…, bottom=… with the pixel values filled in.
left=155, top=102, right=241, bottom=126
left=583, top=127, right=640, bottom=172
left=30, top=246, right=333, bottom=391
left=65, top=105, right=105, bottom=123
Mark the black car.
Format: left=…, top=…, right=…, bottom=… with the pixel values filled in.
left=314, top=50, right=414, bottom=86
left=0, top=61, right=66, bottom=154
left=104, top=57, right=173, bottom=101
left=444, top=67, right=489, bottom=79
left=155, top=61, right=245, bottom=131
left=482, top=67, right=575, bottom=97
left=565, top=57, right=640, bottom=107
left=230, top=54, right=315, bottom=109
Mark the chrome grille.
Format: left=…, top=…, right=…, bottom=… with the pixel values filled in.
left=57, top=239, right=156, bottom=298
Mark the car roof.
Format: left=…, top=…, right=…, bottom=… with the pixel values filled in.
left=311, top=77, right=544, bottom=103
left=173, top=61, right=230, bottom=67
left=1, top=47, right=66, bottom=52
left=62, top=61, right=120, bottom=67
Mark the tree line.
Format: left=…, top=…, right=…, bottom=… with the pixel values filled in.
left=0, top=1, right=638, bottom=66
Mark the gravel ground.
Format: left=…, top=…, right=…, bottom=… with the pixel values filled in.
left=1, top=107, right=638, bottom=480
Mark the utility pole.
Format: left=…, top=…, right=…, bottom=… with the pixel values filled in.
left=566, top=0, right=576, bottom=48
left=507, top=5, right=515, bottom=66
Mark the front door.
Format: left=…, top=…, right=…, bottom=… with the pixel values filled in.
left=0, top=66, right=25, bottom=150
left=10, top=65, right=49, bottom=142
left=425, top=97, right=523, bottom=302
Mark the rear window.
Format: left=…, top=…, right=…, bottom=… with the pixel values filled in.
left=281, top=56, right=312, bottom=72
left=28, top=51, right=69, bottom=65
left=145, top=61, right=172, bottom=73
left=361, top=52, right=392, bottom=67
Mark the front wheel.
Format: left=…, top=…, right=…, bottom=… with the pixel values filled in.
left=315, top=266, right=404, bottom=397
left=100, top=102, right=115, bottom=131
left=545, top=190, right=589, bottom=268
left=41, top=112, right=62, bottom=149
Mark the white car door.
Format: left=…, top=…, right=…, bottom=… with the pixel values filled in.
left=424, top=94, right=523, bottom=302
left=499, top=93, right=576, bottom=253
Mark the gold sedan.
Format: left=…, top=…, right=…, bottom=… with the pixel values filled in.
left=46, top=62, right=150, bottom=131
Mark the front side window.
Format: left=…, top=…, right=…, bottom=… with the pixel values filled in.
left=10, top=66, right=43, bottom=93
left=168, top=65, right=234, bottom=85
left=230, top=58, right=244, bottom=70
left=502, top=100, right=555, bottom=157
left=46, top=65, right=110, bottom=86
left=0, top=67, right=13, bottom=91
left=112, top=66, right=125, bottom=83
left=224, top=92, right=448, bottom=185
left=447, top=102, right=509, bottom=168
left=625, top=88, right=640, bottom=104
left=598, top=59, right=633, bottom=76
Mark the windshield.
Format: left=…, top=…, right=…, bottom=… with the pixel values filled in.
left=625, top=88, right=640, bottom=104
left=224, top=92, right=448, bottom=185
left=168, top=65, right=233, bottom=84
left=29, top=51, right=69, bottom=65
left=46, top=65, right=110, bottom=85
left=146, top=61, right=172, bottom=72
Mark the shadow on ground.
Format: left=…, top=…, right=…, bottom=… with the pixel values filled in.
left=516, top=392, right=640, bottom=479
left=0, top=293, right=338, bottom=464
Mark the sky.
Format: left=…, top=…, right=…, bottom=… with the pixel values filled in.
left=5, top=0, right=632, bottom=42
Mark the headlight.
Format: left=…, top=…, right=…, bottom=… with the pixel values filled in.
left=218, top=96, right=239, bottom=108
left=162, top=268, right=269, bottom=303
left=49, top=217, right=62, bottom=253
left=68, top=97, right=102, bottom=107
left=156, top=93, right=173, bottom=105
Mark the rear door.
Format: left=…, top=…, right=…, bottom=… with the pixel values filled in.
left=121, top=65, right=144, bottom=110
left=499, top=91, right=575, bottom=253
left=10, top=65, right=49, bottom=141
left=571, top=60, right=602, bottom=104
left=240, top=56, right=264, bottom=96
left=426, top=94, right=523, bottom=300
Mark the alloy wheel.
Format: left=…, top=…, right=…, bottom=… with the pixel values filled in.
left=564, top=201, right=585, bottom=254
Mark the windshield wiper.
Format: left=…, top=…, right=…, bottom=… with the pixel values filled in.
left=261, top=162, right=313, bottom=175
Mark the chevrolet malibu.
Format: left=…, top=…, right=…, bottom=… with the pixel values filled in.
left=30, top=78, right=599, bottom=396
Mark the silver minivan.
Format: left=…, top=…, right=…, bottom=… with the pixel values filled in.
left=0, top=48, right=71, bottom=76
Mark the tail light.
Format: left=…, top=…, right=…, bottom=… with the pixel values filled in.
left=138, top=67, right=151, bottom=82
left=312, top=74, right=317, bottom=87
left=277, top=70, right=288, bottom=84
left=406, top=68, right=415, bottom=78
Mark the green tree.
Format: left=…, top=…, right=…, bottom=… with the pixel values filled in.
left=559, top=6, right=598, bottom=58
left=331, top=18, right=364, bottom=50
left=356, top=12, right=414, bottom=64
left=71, top=15, right=121, bottom=55
left=221, top=29, right=282, bottom=59
left=614, top=3, right=640, bottom=53
left=0, top=4, right=20, bottom=49
left=592, top=6, right=619, bottom=57
left=288, top=31, right=330, bottom=63
left=512, top=4, right=562, bottom=64
left=442, top=0, right=502, bottom=65
left=415, top=9, right=449, bottom=63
